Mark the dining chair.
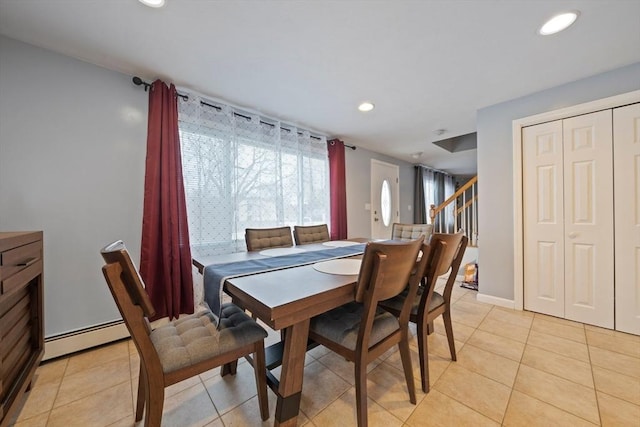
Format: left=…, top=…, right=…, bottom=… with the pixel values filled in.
left=308, top=237, right=428, bottom=427
left=100, top=240, right=269, bottom=426
left=293, top=224, right=330, bottom=245
left=245, top=226, right=294, bottom=251
left=380, top=232, right=468, bottom=393
left=391, top=223, right=433, bottom=241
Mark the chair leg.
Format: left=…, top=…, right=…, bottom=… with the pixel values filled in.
left=221, top=360, right=238, bottom=376
left=354, top=358, right=368, bottom=427
left=135, top=366, right=146, bottom=421
left=427, top=320, right=435, bottom=335
left=398, top=338, right=417, bottom=404
left=442, top=311, right=457, bottom=361
left=417, top=320, right=430, bottom=393
left=253, top=342, right=270, bottom=421
left=143, top=374, right=164, bottom=427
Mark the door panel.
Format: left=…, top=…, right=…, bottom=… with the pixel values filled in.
left=371, top=160, right=399, bottom=239
left=614, top=102, right=640, bottom=334
left=563, top=110, right=614, bottom=328
left=523, top=120, right=565, bottom=317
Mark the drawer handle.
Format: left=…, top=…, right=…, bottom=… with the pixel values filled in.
left=17, top=258, right=38, bottom=267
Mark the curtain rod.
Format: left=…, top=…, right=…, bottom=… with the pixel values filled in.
left=132, top=76, right=342, bottom=144
left=416, top=164, right=450, bottom=175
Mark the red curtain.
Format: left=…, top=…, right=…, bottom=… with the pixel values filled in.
left=327, top=139, right=348, bottom=240
left=140, top=79, right=194, bottom=320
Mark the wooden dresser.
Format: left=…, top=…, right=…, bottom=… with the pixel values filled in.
left=0, top=232, right=44, bottom=427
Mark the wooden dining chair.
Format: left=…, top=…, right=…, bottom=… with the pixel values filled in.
left=293, top=224, right=330, bottom=245
left=380, top=232, right=468, bottom=393
left=391, top=223, right=433, bottom=241
left=308, top=237, right=428, bottom=427
left=245, top=226, right=294, bottom=251
left=100, top=240, right=269, bottom=426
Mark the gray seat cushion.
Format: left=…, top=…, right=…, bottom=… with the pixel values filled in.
left=381, top=288, right=445, bottom=316
left=309, top=302, right=399, bottom=351
left=150, top=303, right=267, bottom=374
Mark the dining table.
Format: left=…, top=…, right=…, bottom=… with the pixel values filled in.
left=192, top=238, right=369, bottom=427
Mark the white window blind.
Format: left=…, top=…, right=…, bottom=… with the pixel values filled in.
left=178, top=97, right=329, bottom=256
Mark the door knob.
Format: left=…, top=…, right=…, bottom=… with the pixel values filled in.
left=374, top=217, right=379, bottom=222
left=568, top=232, right=578, bottom=239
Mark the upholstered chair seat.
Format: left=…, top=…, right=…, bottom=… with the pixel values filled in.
left=310, top=303, right=399, bottom=351
left=150, top=303, right=267, bottom=374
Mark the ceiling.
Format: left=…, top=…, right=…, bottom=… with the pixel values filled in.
left=1, top=1, right=639, bottom=175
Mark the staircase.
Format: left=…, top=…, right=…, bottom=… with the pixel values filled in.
left=429, top=175, right=479, bottom=289
left=429, top=175, right=478, bottom=247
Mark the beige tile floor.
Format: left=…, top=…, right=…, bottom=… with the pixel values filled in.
left=10, top=283, right=640, bottom=427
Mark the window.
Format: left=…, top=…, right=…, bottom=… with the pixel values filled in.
left=179, top=98, right=329, bottom=255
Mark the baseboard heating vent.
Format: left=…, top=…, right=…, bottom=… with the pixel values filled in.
left=43, top=320, right=130, bottom=361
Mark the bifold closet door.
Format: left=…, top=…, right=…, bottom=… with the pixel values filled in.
left=523, top=110, right=614, bottom=328
left=614, top=102, right=640, bottom=335
left=562, top=111, right=614, bottom=328
left=523, top=120, right=565, bottom=318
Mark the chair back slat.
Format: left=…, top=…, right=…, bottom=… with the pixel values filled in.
left=428, top=233, right=465, bottom=277
left=101, top=240, right=155, bottom=318
left=355, top=237, right=424, bottom=303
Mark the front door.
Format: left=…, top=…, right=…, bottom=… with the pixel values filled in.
left=371, top=159, right=399, bottom=239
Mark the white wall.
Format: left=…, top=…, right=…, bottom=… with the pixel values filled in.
left=0, top=36, right=148, bottom=337
left=477, top=62, right=640, bottom=301
left=345, top=145, right=415, bottom=239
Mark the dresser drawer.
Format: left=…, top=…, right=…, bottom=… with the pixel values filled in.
left=0, top=241, right=42, bottom=283
left=0, top=260, right=42, bottom=296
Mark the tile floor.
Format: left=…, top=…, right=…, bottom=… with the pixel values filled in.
left=9, top=282, right=640, bottom=427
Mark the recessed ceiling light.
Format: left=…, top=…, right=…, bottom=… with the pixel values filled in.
left=138, top=0, right=165, bottom=8
left=358, top=102, right=375, bottom=112
left=539, top=11, right=579, bottom=35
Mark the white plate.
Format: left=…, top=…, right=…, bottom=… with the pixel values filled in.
left=259, top=247, right=306, bottom=257
left=322, top=240, right=361, bottom=248
left=313, top=259, right=362, bottom=275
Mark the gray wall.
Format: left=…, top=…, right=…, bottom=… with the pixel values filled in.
left=477, top=62, right=640, bottom=301
left=345, top=145, right=415, bottom=239
left=0, top=36, right=148, bottom=336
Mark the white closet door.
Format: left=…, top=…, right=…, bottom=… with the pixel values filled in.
left=563, top=110, right=614, bottom=328
left=614, top=103, right=640, bottom=335
left=523, top=120, right=565, bottom=317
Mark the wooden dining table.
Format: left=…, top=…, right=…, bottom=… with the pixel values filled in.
left=192, top=239, right=368, bottom=427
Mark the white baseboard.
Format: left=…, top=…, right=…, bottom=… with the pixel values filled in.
left=476, top=293, right=515, bottom=309
left=44, top=321, right=130, bottom=361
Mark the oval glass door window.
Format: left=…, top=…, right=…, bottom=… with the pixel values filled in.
left=381, top=179, right=391, bottom=226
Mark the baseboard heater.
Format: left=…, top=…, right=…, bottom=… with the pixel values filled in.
left=43, top=320, right=130, bottom=361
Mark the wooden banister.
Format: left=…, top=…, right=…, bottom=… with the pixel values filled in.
left=429, top=175, right=479, bottom=246
left=430, top=175, right=477, bottom=220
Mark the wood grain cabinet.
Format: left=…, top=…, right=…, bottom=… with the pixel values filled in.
left=0, top=232, right=44, bottom=427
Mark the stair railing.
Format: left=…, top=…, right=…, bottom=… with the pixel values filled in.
left=430, top=175, right=478, bottom=246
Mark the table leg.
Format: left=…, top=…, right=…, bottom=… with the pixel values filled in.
left=274, top=319, right=310, bottom=427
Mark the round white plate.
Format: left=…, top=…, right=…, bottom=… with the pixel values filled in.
left=313, top=259, right=362, bottom=275
left=259, top=247, right=306, bottom=257
left=322, top=240, right=361, bottom=248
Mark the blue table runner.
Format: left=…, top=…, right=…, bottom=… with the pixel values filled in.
left=204, top=244, right=366, bottom=324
